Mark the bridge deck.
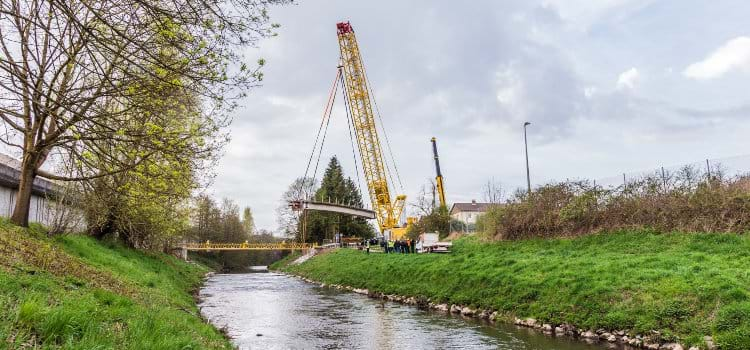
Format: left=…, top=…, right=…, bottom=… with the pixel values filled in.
left=290, top=200, right=376, bottom=219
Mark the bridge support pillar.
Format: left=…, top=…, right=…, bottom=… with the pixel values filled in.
left=181, top=247, right=188, bottom=261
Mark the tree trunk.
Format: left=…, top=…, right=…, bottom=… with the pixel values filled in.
left=10, top=160, right=37, bottom=227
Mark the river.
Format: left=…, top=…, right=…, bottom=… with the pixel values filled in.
left=199, top=271, right=621, bottom=350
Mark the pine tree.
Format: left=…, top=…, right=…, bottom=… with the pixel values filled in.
left=303, top=157, right=375, bottom=243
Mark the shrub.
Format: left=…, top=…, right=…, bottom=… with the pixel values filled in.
left=478, top=166, right=750, bottom=240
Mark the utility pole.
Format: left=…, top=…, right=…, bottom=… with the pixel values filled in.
left=523, top=122, right=532, bottom=195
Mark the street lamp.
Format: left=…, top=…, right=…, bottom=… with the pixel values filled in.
left=523, top=122, right=531, bottom=195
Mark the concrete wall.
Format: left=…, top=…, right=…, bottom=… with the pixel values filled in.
left=0, top=185, right=66, bottom=226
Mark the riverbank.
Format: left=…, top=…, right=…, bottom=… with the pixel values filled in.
left=0, top=221, right=232, bottom=348
left=277, top=229, right=750, bottom=350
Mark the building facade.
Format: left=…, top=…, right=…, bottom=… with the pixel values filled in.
left=449, top=200, right=493, bottom=233
left=0, top=154, right=80, bottom=228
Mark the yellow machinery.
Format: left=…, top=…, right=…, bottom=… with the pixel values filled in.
left=431, top=137, right=447, bottom=208
left=336, top=21, right=408, bottom=238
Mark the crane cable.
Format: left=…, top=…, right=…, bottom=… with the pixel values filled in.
left=339, top=68, right=365, bottom=208
left=311, top=79, right=339, bottom=196
left=303, top=69, right=341, bottom=199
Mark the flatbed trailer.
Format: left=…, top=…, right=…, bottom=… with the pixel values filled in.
left=421, top=241, right=452, bottom=253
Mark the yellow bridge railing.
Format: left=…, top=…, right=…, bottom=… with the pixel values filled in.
left=180, top=242, right=317, bottom=251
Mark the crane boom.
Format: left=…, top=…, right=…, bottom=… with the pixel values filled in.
left=336, top=21, right=406, bottom=233
left=431, top=137, right=447, bottom=208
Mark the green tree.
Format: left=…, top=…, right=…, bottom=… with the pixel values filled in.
left=82, top=67, right=219, bottom=248
left=303, top=157, right=375, bottom=243
left=406, top=206, right=452, bottom=240
left=188, top=196, right=256, bottom=271
left=242, top=207, right=255, bottom=235
left=0, top=0, right=287, bottom=227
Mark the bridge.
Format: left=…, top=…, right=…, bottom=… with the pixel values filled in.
left=176, top=242, right=317, bottom=260
left=290, top=199, right=376, bottom=243
left=289, top=200, right=376, bottom=219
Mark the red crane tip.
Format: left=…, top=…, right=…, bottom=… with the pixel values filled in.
left=336, top=21, right=353, bottom=35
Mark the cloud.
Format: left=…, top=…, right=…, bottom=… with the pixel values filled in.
left=684, top=36, right=750, bottom=80
left=616, top=67, right=640, bottom=90
left=207, top=1, right=750, bottom=232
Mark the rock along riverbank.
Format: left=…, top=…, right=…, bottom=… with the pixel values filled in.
left=274, top=231, right=748, bottom=349
left=288, top=274, right=709, bottom=350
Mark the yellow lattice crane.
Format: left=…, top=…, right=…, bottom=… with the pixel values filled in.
left=336, top=21, right=408, bottom=238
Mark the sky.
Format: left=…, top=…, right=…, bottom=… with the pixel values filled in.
left=208, top=0, right=750, bottom=232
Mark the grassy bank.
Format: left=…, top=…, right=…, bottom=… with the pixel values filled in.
left=281, top=230, right=750, bottom=349
left=0, top=221, right=231, bottom=349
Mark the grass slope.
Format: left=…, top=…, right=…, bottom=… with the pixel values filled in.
left=0, top=221, right=231, bottom=349
left=282, top=230, right=750, bottom=349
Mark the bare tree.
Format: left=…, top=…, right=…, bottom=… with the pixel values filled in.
left=483, top=178, right=505, bottom=204
left=276, top=177, right=316, bottom=238
left=0, top=0, right=286, bottom=226
left=409, top=180, right=437, bottom=217
left=44, top=182, right=84, bottom=235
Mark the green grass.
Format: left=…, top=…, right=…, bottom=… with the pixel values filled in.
left=268, top=251, right=302, bottom=270
left=282, top=229, right=750, bottom=349
left=0, top=221, right=231, bottom=349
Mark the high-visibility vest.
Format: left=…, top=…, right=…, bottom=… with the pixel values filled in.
left=388, top=241, right=394, bottom=248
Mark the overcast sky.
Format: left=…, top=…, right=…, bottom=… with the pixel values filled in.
left=208, top=0, right=750, bottom=232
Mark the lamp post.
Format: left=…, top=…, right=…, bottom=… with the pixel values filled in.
left=523, top=122, right=531, bottom=195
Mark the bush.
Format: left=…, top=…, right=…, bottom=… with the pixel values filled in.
left=478, top=166, right=750, bottom=240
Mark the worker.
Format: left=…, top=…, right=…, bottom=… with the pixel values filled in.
left=387, top=240, right=394, bottom=253
left=410, top=238, right=416, bottom=253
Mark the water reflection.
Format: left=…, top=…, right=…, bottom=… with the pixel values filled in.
left=199, top=272, right=618, bottom=350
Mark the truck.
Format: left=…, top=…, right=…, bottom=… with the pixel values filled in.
left=417, top=233, right=452, bottom=253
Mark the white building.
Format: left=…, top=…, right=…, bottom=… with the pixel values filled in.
left=0, top=153, right=76, bottom=227
left=449, top=200, right=493, bottom=233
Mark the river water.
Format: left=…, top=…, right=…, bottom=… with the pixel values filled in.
left=199, top=271, right=617, bottom=350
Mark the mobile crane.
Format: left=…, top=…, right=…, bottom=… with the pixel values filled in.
left=431, top=137, right=447, bottom=208
left=336, top=21, right=409, bottom=239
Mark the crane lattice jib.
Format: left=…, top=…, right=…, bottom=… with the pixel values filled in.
left=336, top=21, right=404, bottom=233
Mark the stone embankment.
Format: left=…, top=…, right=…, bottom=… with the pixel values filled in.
left=293, top=276, right=715, bottom=350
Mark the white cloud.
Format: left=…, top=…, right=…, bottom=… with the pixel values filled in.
left=583, top=86, right=597, bottom=98
left=684, top=36, right=750, bottom=80
left=616, top=67, right=640, bottom=90
left=205, top=1, right=750, bottom=231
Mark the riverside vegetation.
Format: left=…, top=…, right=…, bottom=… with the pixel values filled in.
left=0, top=220, right=231, bottom=349
left=280, top=166, right=750, bottom=349
left=280, top=230, right=750, bottom=350
left=476, top=166, right=750, bottom=240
